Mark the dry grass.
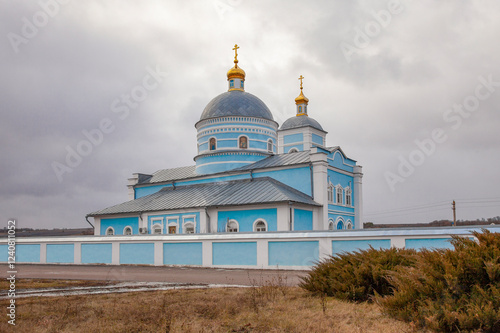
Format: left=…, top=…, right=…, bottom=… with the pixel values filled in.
left=0, top=284, right=426, bottom=332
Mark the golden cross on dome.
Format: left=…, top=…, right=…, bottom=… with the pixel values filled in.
left=298, top=75, right=304, bottom=89
left=233, top=44, right=240, bottom=63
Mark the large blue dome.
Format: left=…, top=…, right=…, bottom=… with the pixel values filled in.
left=200, top=90, right=274, bottom=121
left=280, top=115, right=324, bottom=132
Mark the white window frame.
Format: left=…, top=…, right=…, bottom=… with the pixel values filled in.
left=166, top=217, right=179, bottom=234
left=327, top=184, right=334, bottom=203
left=346, top=220, right=353, bottom=230
left=150, top=217, right=163, bottom=234
left=267, top=139, right=273, bottom=153
left=182, top=215, right=197, bottom=234
left=253, top=219, right=267, bottom=232
left=336, top=186, right=343, bottom=205
left=226, top=219, right=239, bottom=233
left=123, top=226, right=132, bottom=235
left=345, top=187, right=352, bottom=206
left=106, top=227, right=115, bottom=236
left=288, top=148, right=299, bottom=153
left=152, top=223, right=163, bottom=234
left=328, top=219, right=334, bottom=231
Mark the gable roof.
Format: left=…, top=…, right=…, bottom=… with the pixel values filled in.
left=88, top=177, right=319, bottom=217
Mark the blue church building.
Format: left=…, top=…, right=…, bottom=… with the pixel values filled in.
left=88, top=45, right=364, bottom=236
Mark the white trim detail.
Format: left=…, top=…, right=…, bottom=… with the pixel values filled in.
left=253, top=219, right=268, bottom=232
left=123, top=226, right=132, bottom=235
left=226, top=219, right=239, bottom=232
left=105, top=227, right=115, bottom=236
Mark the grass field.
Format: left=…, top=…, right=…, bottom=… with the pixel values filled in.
left=0, top=279, right=427, bottom=333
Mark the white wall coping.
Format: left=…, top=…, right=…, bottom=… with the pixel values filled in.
left=2, top=226, right=498, bottom=244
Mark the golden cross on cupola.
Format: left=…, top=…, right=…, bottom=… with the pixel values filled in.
left=298, top=75, right=304, bottom=90
left=233, top=44, right=240, bottom=63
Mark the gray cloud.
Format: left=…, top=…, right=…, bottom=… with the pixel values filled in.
left=1, top=0, right=498, bottom=229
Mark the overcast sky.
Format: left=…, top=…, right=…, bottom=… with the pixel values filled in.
left=1, top=0, right=499, bottom=229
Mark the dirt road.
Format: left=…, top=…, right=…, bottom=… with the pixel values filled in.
left=0, top=264, right=308, bottom=286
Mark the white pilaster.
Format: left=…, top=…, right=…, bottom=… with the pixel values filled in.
left=276, top=204, right=289, bottom=231
left=310, top=150, right=329, bottom=229
left=40, top=243, right=47, bottom=263
left=154, top=241, right=163, bottom=266
left=353, top=165, right=364, bottom=229
left=202, top=240, right=213, bottom=266
left=112, top=242, right=120, bottom=265
left=74, top=242, right=81, bottom=264
left=256, top=239, right=268, bottom=268
left=93, top=217, right=101, bottom=235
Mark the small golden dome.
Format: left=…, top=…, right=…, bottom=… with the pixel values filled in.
left=227, top=64, right=246, bottom=80
left=295, top=90, right=309, bottom=104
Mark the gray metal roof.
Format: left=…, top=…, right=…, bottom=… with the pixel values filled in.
left=279, top=115, right=325, bottom=132
left=145, top=165, right=197, bottom=184
left=139, top=151, right=312, bottom=185
left=89, top=177, right=319, bottom=216
left=199, top=90, right=274, bottom=121
left=233, top=150, right=311, bottom=171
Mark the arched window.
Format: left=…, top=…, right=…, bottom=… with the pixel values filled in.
left=288, top=148, right=298, bottom=153
left=239, top=136, right=248, bottom=149
left=167, top=223, right=177, bottom=234
left=106, top=227, right=114, bottom=236
left=209, top=138, right=216, bottom=151
left=346, top=188, right=352, bottom=206
left=327, top=185, right=334, bottom=203
left=328, top=220, right=334, bottom=231
left=298, top=106, right=302, bottom=113
left=346, top=221, right=353, bottom=230
left=267, top=139, right=273, bottom=152
left=304, top=106, right=308, bottom=114
left=229, top=79, right=234, bottom=88
left=226, top=220, right=239, bottom=232
left=254, top=220, right=267, bottom=232
left=240, top=81, right=244, bottom=89
left=123, top=226, right=132, bottom=235
left=336, top=186, right=343, bottom=205
left=335, top=216, right=344, bottom=230
left=184, top=222, right=195, bottom=234
left=152, top=224, right=162, bottom=234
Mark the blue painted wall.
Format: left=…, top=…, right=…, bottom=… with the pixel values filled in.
left=312, top=133, right=324, bottom=145
left=16, top=244, right=40, bottom=263
left=119, top=243, right=155, bottom=264
left=332, top=239, right=391, bottom=255
left=0, top=245, right=7, bottom=262
left=217, top=208, right=277, bottom=232
left=213, top=242, right=257, bottom=265
left=254, top=166, right=312, bottom=196
left=284, top=133, right=303, bottom=144
left=294, top=209, right=313, bottom=231
left=327, top=151, right=355, bottom=172
left=135, top=184, right=172, bottom=198
left=163, top=242, right=203, bottom=265
left=405, top=238, right=454, bottom=250
left=81, top=243, right=112, bottom=264
left=47, top=244, right=74, bottom=263
left=100, top=217, right=139, bottom=235
left=268, top=241, right=319, bottom=266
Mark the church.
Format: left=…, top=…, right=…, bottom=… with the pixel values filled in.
left=88, top=45, right=364, bottom=236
